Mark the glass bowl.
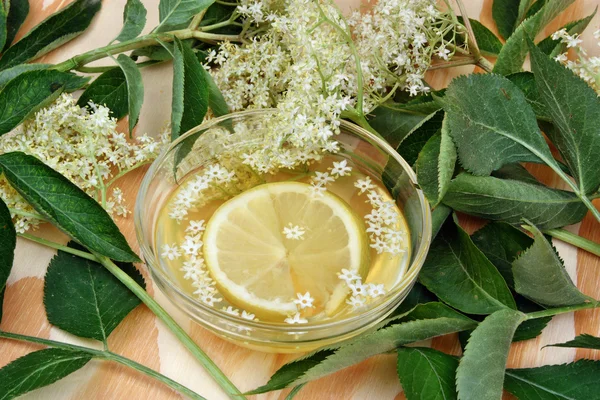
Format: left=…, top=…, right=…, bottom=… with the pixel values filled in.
left=134, top=109, right=432, bottom=353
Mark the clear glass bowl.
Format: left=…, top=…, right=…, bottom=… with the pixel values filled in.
left=134, top=109, right=432, bottom=353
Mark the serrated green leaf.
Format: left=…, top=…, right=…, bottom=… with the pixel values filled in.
left=0, top=348, right=91, bottom=400
left=505, top=360, right=600, bottom=399
left=156, top=0, right=215, bottom=32
left=4, top=0, right=28, bottom=51
left=457, top=309, right=526, bottom=400
left=512, top=295, right=551, bottom=342
left=0, top=63, right=50, bottom=90
left=115, top=54, right=143, bottom=135
left=525, top=0, right=548, bottom=19
left=0, top=0, right=101, bottom=70
left=443, top=173, right=587, bottom=230
left=0, top=69, right=89, bottom=136
left=0, top=152, right=139, bottom=262
left=396, top=110, right=443, bottom=165
left=517, top=0, right=534, bottom=24
left=171, top=37, right=208, bottom=140
left=44, top=242, right=145, bottom=342
left=0, top=197, right=15, bottom=324
left=537, top=10, right=596, bottom=57
left=0, top=0, right=8, bottom=51
left=248, top=303, right=476, bottom=394
left=443, top=74, right=558, bottom=176
left=513, top=223, right=588, bottom=306
left=419, top=215, right=516, bottom=314
left=431, top=203, right=451, bottom=240
left=392, top=282, right=438, bottom=316
left=396, top=347, right=458, bottom=400
left=457, top=17, right=503, bottom=56
left=528, top=39, right=600, bottom=195
left=491, top=162, right=545, bottom=186
left=492, top=0, right=520, bottom=40
left=493, top=0, right=575, bottom=76
left=415, top=115, right=456, bottom=207
left=114, top=0, right=146, bottom=42
left=506, top=72, right=551, bottom=121
left=77, top=68, right=128, bottom=119
left=368, top=106, right=439, bottom=149
left=204, top=67, right=228, bottom=117
left=547, top=334, right=600, bottom=350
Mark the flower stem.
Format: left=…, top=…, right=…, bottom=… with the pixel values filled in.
left=76, top=60, right=162, bottom=73
left=342, top=109, right=383, bottom=139
left=521, top=225, right=600, bottom=257
left=105, top=161, right=153, bottom=188
left=8, top=208, right=47, bottom=221
left=476, top=57, right=494, bottom=73
left=0, top=330, right=206, bottom=400
left=188, top=10, right=208, bottom=30
left=18, top=233, right=96, bottom=261
left=93, top=254, right=245, bottom=400
left=526, top=301, right=600, bottom=320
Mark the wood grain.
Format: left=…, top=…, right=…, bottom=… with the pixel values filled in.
left=0, top=0, right=599, bottom=399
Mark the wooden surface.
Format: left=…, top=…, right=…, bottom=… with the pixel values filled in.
left=1, top=0, right=600, bottom=399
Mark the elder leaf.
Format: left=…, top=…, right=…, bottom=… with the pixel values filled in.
left=396, top=110, right=443, bottom=165
left=0, top=63, right=50, bottom=90
left=443, top=173, right=587, bottom=230
left=537, top=10, right=596, bottom=57
left=513, top=224, right=589, bottom=307
left=505, top=72, right=551, bottom=121
left=114, top=0, right=146, bottom=42
left=415, top=115, right=456, bottom=207
left=248, top=302, right=476, bottom=393
left=369, top=106, right=440, bottom=149
left=0, top=348, right=91, bottom=399
left=431, top=203, right=451, bottom=240
left=44, top=243, right=145, bottom=342
left=491, top=162, right=545, bottom=186
left=547, top=334, right=600, bottom=350
left=504, top=360, right=600, bottom=399
left=396, top=347, right=458, bottom=400
left=492, top=0, right=520, bottom=40
left=528, top=39, right=600, bottom=195
left=204, top=67, right=229, bottom=117
left=419, top=215, right=516, bottom=315
left=77, top=68, right=128, bottom=119
left=0, top=0, right=8, bottom=51
left=494, top=0, right=575, bottom=75
left=156, top=0, right=215, bottom=32
left=442, top=74, right=561, bottom=176
left=456, top=309, right=526, bottom=400
left=0, top=0, right=101, bottom=70
left=0, top=197, right=15, bottom=324
left=4, top=0, right=29, bottom=51
left=115, top=54, right=143, bottom=135
left=0, top=152, right=139, bottom=262
left=0, top=69, right=89, bottom=136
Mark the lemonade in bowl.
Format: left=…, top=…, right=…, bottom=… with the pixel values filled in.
left=135, top=109, right=431, bottom=352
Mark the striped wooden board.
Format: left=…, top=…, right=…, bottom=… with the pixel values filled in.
left=0, top=0, right=599, bottom=399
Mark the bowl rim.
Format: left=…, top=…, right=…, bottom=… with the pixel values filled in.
left=134, top=108, right=432, bottom=334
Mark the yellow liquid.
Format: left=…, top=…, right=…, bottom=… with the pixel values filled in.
left=154, top=155, right=411, bottom=325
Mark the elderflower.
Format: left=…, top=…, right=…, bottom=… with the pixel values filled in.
left=285, top=312, right=308, bottom=324
left=294, top=292, right=315, bottom=309
left=161, top=244, right=182, bottom=260
left=552, top=28, right=600, bottom=94
left=282, top=223, right=306, bottom=240
left=0, top=93, right=168, bottom=233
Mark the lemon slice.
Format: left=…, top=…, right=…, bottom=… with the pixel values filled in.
left=203, top=181, right=368, bottom=318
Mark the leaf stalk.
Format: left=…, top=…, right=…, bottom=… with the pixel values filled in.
left=522, top=225, right=600, bottom=257
left=526, top=301, right=600, bottom=320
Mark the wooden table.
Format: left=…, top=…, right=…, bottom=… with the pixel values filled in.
left=1, top=0, right=599, bottom=399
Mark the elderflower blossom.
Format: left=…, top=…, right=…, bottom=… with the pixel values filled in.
left=0, top=93, right=168, bottom=233
left=282, top=223, right=305, bottom=240
left=552, top=28, right=600, bottom=94
left=294, top=292, right=315, bottom=309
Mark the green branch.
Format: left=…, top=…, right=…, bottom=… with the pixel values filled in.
left=0, top=330, right=206, bottom=400
left=526, top=301, right=600, bottom=320
left=522, top=225, right=600, bottom=257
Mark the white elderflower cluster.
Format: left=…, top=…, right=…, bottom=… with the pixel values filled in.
left=207, top=0, right=459, bottom=173
left=0, top=93, right=168, bottom=233
left=552, top=28, right=600, bottom=94
left=337, top=268, right=386, bottom=310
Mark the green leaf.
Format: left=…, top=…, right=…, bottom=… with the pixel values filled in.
left=513, top=223, right=589, bottom=307
left=493, top=0, right=575, bottom=75
left=396, top=347, right=458, bottom=400
left=0, top=63, right=50, bottom=90
left=0, top=0, right=8, bottom=51
left=369, top=106, right=440, bottom=149
left=248, top=303, right=476, bottom=394
left=131, top=44, right=174, bottom=61
left=4, top=0, right=28, bottom=51
left=524, top=0, right=548, bottom=19
left=0, top=0, right=101, bottom=70
left=0, top=348, right=91, bottom=399
left=0, top=152, right=139, bottom=262
left=506, top=72, right=550, bottom=121
left=456, top=309, right=526, bottom=400
left=512, top=295, right=551, bottom=342
left=471, top=222, right=533, bottom=288
left=114, top=0, right=146, bottom=42
left=443, top=173, right=588, bottom=230
left=431, top=203, right=451, bottom=240
left=0, top=197, right=16, bottom=324
left=395, top=110, right=443, bottom=165
left=547, top=334, right=600, bottom=350
left=492, top=0, right=520, bottom=40
left=415, top=115, right=456, bottom=207
left=171, top=37, right=208, bottom=140
left=393, top=282, right=438, bottom=316
left=537, top=10, right=596, bottom=57
left=491, top=162, right=544, bottom=186
left=419, top=215, right=516, bottom=314
left=528, top=39, right=600, bottom=195
left=0, top=69, right=89, bottom=136
left=505, top=360, right=600, bottom=399
left=156, top=0, right=215, bottom=32
left=115, top=54, right=143, bottom=135
left=204, top=67, right=228, bottom=117
left=457, top=17, right=503, bottom=56
left=44, top=243, right=145, bottom=342
left=443, top=74, right=557, bottom=176
left=77, top=67, right=128, bottom=119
